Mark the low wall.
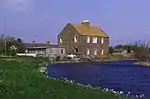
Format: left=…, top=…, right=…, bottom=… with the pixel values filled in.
left=16, top=53, right=36, bottom=57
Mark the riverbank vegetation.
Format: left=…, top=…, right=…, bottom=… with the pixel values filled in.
left=115, top=41, right=150, bottom=66
left=111, top=41, right=150, bottom=60
left=0, top=57, right=122, bottom=99
left=129, top=41, right=150, bottom=66
left=92, top=54, right=125, bottom=62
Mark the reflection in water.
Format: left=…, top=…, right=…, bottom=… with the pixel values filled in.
left=47, top=61, right=149, bottom=99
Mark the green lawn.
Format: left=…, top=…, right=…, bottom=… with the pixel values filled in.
left=0, top=57, right=123, bottom=99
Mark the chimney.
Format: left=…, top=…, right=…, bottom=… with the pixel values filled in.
left=46, top=40, right=50, bottom=45
left=81, top=20, right=90, bottom=26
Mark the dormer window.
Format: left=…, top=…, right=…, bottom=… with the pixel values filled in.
left=92, top=37, right=97, bottom=43
left=59, top=37, right=62, bottom=43
left=74, top=36, right=78, bottom=42
left=101, top=38, right=104, bottom=44
left=87, top=36, right=90, bottom=43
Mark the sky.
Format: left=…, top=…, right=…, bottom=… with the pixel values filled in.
left=0, top=0, right=150, bottom=46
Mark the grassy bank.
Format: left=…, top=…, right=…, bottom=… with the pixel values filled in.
left=92, top=54, right=125, bottom=62
left=0, top=57, right=122, bottom=99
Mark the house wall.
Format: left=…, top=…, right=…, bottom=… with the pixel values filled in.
left=27, top=47, right=65, bottom=57
left=27, top=48, right=46, bottom=56
left=58, top=23, right=109, bottom=57
left=79, top=36, right=109, bottom=57
left=58, top=23, right=80, bottom=54
left=46, top=47, right=65, bottom=58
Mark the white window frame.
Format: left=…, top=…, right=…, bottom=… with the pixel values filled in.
left=87, top=49, right=90, bottom=55
left=101, top=49, right=104, bottom=55
left=94, top=49, right=97, bottom=55
left=92, top=37, right=97, bottom=43
left=87, top=36, right=90, bottom=43
left=101, top=38, right=104, bottom=44
left=60, top=37, right=62, bottom=43
left=74, top=36, right=77, bottom=42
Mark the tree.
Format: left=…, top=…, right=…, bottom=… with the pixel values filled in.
left=129, top=40, right=150, bottom=60
left=9, top=45, right=17, bottom=56
left=46, top=40, right=50, bottom=45
left=16, top=38, right=25, bottom=53
left=109, top=46, right=114, bottom=54
left=17, top=38, right=22, bottom=43
left=0, top=36, right=25, bottom=55
left=32, top=40, right=35, bottom=44
left=114, top=44, right=124, bottom=49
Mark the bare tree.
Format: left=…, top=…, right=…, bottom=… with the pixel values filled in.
left=130, top=40, right=150, bottom=60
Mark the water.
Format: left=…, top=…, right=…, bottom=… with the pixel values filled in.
left=47, top=60, right=150, bottom=99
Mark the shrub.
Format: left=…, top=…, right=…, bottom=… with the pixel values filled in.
left=129, top=41, right=150, bottom=60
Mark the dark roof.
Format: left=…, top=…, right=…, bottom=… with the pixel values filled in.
left=27, top=46, right=48, bottom=49
left=24, top=43, right=49, bottom=48
left=70, top=23, right=109, bottom=37
left=24, top=43, right=65, bottom=49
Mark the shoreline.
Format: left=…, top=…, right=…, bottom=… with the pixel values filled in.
left=48, top=59, right=137, bottom=65
left=0, top=57, right=123, bottom=99
left=41, top=60, right=128, bottom=98
left=35, top=57, right=127, bottom=99
left=134, top=61, right=150, bottom=66
left=44, top=58, right=145, bottom=98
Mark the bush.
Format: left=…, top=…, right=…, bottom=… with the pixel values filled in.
left=129, top=41, right=150, bottom=60
left=56, top=56, right=60, bottom=61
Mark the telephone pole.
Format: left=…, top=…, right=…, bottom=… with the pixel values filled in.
left=4, top=20, right=7, bottom=55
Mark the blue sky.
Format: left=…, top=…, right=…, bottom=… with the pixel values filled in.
left=0, top=0, right=150, bottom=46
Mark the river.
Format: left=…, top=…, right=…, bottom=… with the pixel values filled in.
left=47, top=60, right=150, bottom=99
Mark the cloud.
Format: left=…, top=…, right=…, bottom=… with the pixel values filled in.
left=0, top=0, right=35, bottom=12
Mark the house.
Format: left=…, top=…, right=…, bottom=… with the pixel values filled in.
left=58, top=20, right=109, bottom=57
left=112, top=48, right=135, bottom=59
left=25, top=42, right=65, bottom=58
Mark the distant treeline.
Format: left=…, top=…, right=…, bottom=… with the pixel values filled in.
left=0, top=35, right=25, bottom=55
left=109, top=41, right=150, bottom=60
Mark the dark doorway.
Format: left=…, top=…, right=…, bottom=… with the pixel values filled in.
left=75, top=48, right=79, bottom=53
left=61, top=49, right=64, bottom=53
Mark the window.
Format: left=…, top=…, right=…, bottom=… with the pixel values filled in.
left=87, top=36, right=90, bottom=43
left=61, top=49, right=64, bottom=53
left=94, top=49, right=97, bottom=55
left=101, top=50, right=104, bottom=55
left=59, top=37, right=62, bottom=43
left=74, top=36, right=77, bottom=42
left=92, top=37, right=97, bottom=43
left=87, top=49, right=90, bottom=55
left=101, top=38, right=104, bottom=44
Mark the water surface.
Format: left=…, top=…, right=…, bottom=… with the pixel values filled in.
left=47, top=61, right=150, bottom=99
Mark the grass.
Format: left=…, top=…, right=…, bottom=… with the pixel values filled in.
left=93, top=54, right=125, bottom=62
left=0, top=57, right=122, bottom=99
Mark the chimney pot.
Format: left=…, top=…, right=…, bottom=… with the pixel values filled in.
left=81, top=20, right=90, bottom=26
